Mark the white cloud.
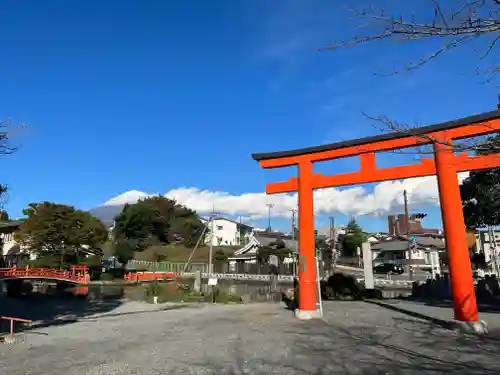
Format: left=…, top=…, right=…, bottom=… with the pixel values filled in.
left=102, top=173, right=469, bottom=219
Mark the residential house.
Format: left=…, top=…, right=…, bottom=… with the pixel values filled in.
left=0, top=220, right=32, bottom=267
left=370, top=234, right=444, bottom=271
left=202, top=217, right=254, bottom=247
left=228, top=230, right=298, bottom=269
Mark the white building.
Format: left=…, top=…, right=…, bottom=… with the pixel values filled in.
left=202, top=217, right=254, bottom=247
left=0, top=221, right=36, bottom=267
left=0, top=221, right=22, bottom=255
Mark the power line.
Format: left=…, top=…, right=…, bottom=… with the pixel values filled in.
left=183, top=209, right=220, bottom=273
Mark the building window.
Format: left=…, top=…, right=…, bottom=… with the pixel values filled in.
left=217, top=225, right=223, bottom=230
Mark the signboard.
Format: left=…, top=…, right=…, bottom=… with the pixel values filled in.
left=269, top=255, right=279, bottom=267
left=269, top=255, right=279, bottom=275
left=208, top=278, right=218, bottom=286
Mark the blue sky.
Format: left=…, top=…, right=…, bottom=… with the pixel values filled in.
left=1, top=0, right=498, bottom=233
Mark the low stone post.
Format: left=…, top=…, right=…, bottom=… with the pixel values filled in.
left=269, top=255, right=279, bottom=301
left=362, top=242, right=375, bottom=298
left=194, top=270, right=201, bottom=293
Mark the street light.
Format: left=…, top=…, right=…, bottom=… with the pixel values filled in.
left=266, top=203, right=275, bottom=232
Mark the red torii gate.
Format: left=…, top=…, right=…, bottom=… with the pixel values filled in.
left=252, top=110, right=500, bottom=322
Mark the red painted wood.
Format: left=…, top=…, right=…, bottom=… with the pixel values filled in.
left=0, top=265, right=89, bottom=284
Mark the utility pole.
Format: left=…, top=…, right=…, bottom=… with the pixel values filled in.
left=208, top=204, right=220, bottom=276
left=183, top=213, right=217, bottom=272
left=266, top=203, right=275, bottom=232
left=404, top=189, right=413, bottom=281
left=289, top=207, right=297, bottom=277
left=330, top=216, right=336, bottom=275
left=238, top=215, right=242, bottom=245
left=290, top=208, right=297, bottom=239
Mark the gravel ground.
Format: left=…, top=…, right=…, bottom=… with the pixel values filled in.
left=1, top=300, right=500, bottom=375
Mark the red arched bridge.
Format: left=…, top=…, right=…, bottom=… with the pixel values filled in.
left=0, top=265, right=90, bottom=284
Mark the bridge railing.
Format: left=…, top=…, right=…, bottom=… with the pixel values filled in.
left=0, top=265, right=89, bottom=283
left=124, top=271, right=177, bottom=282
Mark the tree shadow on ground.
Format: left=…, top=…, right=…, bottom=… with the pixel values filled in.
left=0, top=285, right=126, bottom=334
left=272, top=317, right=500, bottom=374
left=183, top=307, right=500, bottom=374
left=402, top=297, right=500, bottom=313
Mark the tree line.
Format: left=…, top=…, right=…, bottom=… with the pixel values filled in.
left=5, top=196, right=205, bottom=269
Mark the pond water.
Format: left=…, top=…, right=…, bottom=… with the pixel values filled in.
left=87, top=279, right=294, bottom=302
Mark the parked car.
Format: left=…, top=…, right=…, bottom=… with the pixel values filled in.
left=373, top=263, right=404, bottom=275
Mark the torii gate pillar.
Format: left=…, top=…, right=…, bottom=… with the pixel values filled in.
left=296, top=161, right=318, bottom=315
left=434, top=140, right=478, bottom=321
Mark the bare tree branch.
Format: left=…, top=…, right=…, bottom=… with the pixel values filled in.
left=363, top=113, right=500, bottom=156
left=0, top=120, right=27, bottom=209
left=0, top=120, right=27, bottom=155
left=322, top=0, right=500, bottom=79
left=0, top=184, right=9, bottom=211
left=322, top=0, right=500, bottom=155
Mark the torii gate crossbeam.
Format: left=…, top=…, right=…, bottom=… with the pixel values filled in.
left=252, top=110, right=500, bottom=323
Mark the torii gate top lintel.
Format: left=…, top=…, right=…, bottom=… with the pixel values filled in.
left=252, top=110, right=500, bottom=165
left=252, top=110, right=500, bottom=194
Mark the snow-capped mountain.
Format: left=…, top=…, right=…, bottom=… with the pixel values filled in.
left=89, top=190, right=153, bottom=224
left=102, top=190, right=154, bottom=206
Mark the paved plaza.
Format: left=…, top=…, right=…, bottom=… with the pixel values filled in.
left=1, top=300, right=500, bottom=374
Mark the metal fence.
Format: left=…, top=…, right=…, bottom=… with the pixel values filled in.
left=127, top=260, right=296, bottom=275
left=128, top=260, right=209, bottom=273
left=126, top=260, right=415, bottom=287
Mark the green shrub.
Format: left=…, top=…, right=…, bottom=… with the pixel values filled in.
left=105, top=268, right=126, bottom=279
left=324, top=273, right=364, bottom=301
left=100, top=272, right=114, bottom=281
left=81, top=255, right=102, bottom=268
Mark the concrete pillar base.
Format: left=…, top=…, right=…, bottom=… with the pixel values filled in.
left=294, top=309, right=322, bottom=320
left=453, top=320, right=488, bottom=335
left=1, top=335, right=16, bottom=344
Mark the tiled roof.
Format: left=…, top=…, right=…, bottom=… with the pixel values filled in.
left=0, top=220, right=24, bottom=229
left=370, top=235, right=445, bottom=252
